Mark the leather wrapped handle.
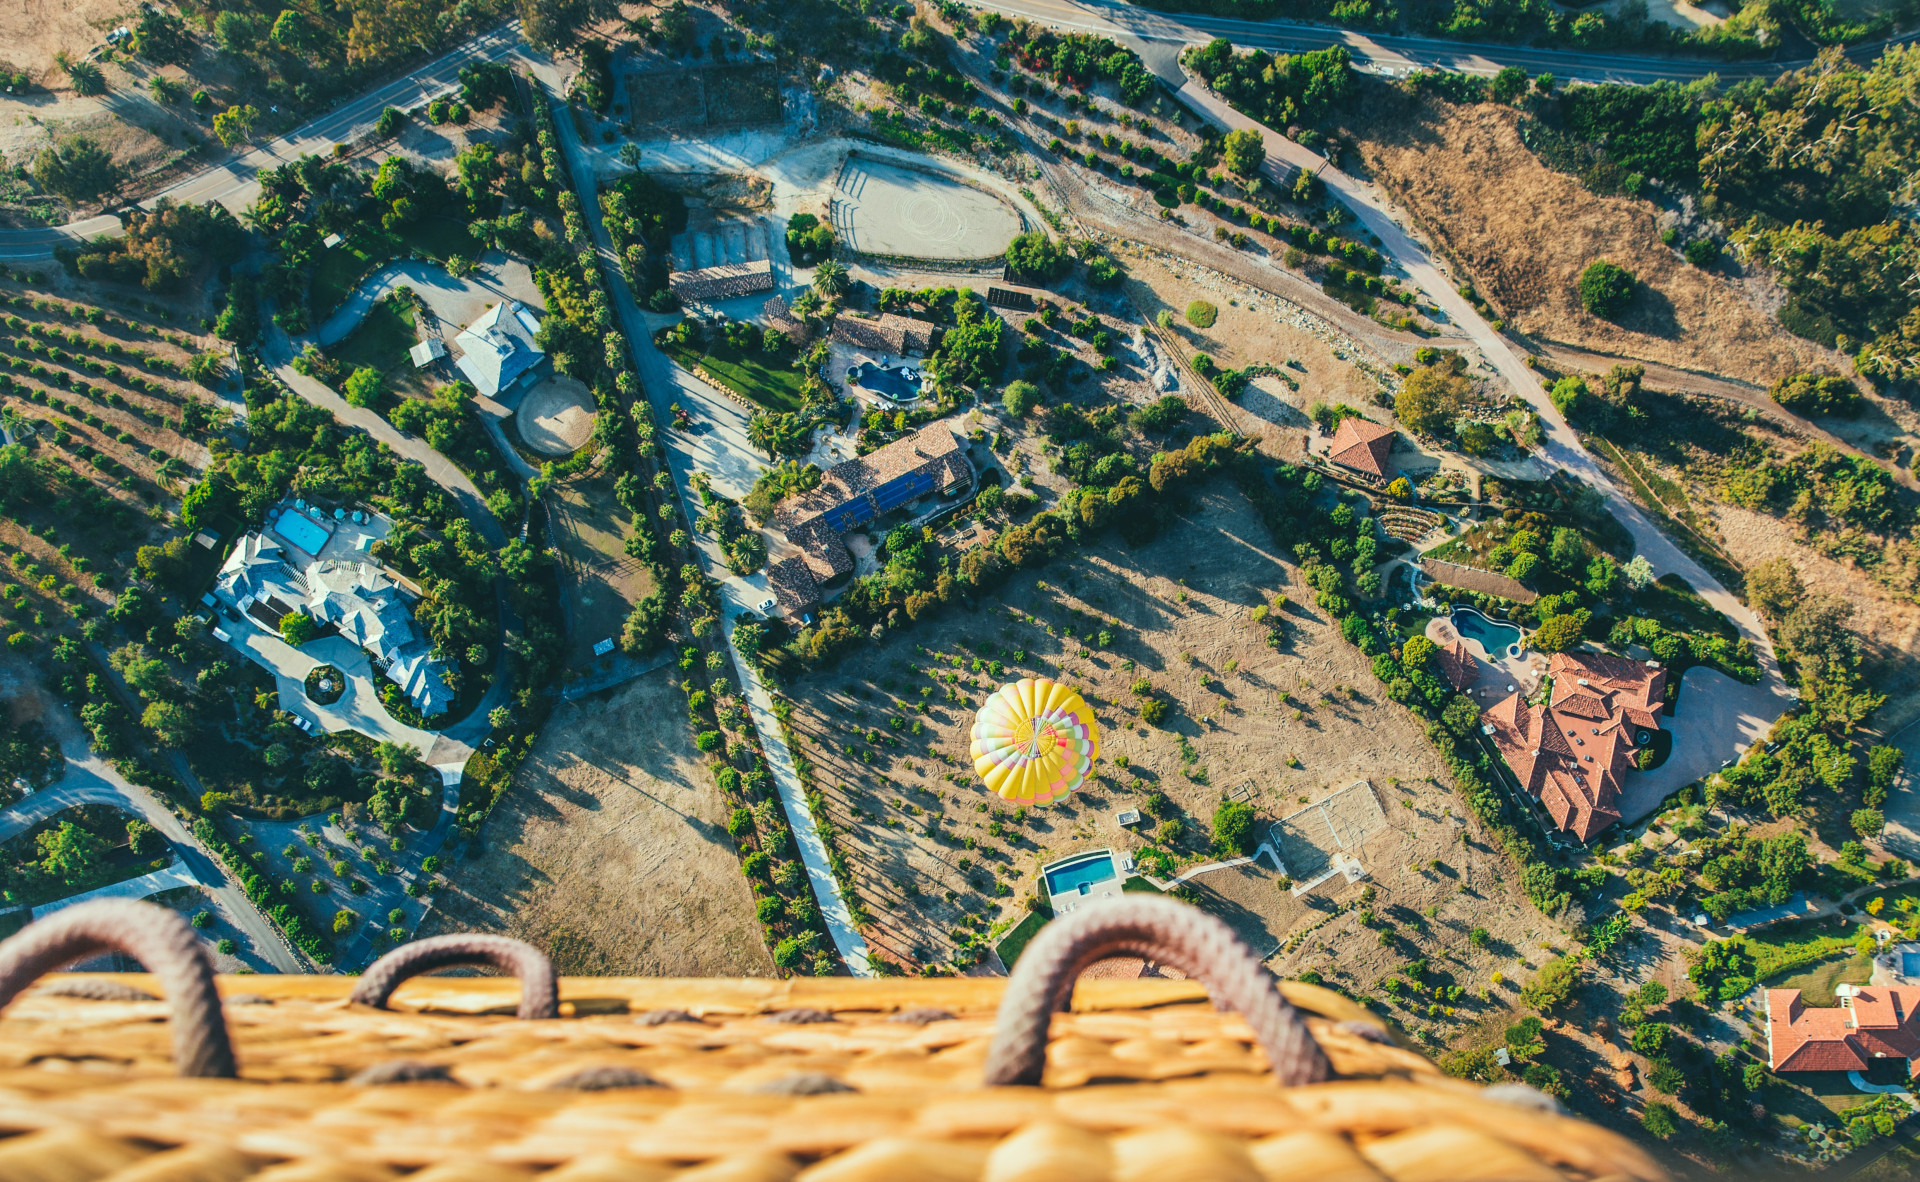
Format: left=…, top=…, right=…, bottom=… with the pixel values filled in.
left=984, top=895, right=1330, bottom=1087
left=0, top=900, right=236, bottom=1077
left=349, top=934, right=558, bottom=1019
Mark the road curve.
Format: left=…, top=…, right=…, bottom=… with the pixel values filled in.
left=965, top=0, right=1919, bottom=84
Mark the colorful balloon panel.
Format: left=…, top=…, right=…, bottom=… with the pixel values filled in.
left=969, top=677, right=1101, bottom=806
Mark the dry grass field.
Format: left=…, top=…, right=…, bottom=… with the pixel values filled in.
left=423, top=671, right=773, bottom=977
left=549, top=469, right=656, bottom=670
left=780, top=486, right=1557, bottom=1025
left=1340, top=96, right=1838, bottom=387
left=1, top=0, right=128, bottom=79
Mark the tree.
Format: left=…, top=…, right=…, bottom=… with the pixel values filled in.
left=185, top=351, right=226, bottom=388
left=1504, top=1015, right=1545, bottom=1061
left=785, top=212, right=834, bottom=263
left=332, top=910, right=358, bottom=935
left=1002, top=380, right=1041, bottom=417
left=1770, top=372, right=1862, bottom=417
left=1530, top=611, right=1589, bottom=653
left=132, top=11, right=194, bottom=64
left=1641, top=1102, right=1678, bottom=1139
left=1221, top=127, right=1265, bottom=176
left=1745, top=556, right=1802, bottom=620
left=1005, top=231, right=1068, bottom=283
left=37, top=821, right=107, bottom=887
left=142, top=700, right=197, bottom=747
left=1185, top=300, right=1218, bottom=328
left=281, top=612, right=318, bottom=646
left=1212, top=800, right=1255, bottom=856
left=810, top=258, right=849, bottom=298
left=1396, top=363, right=1469, bottom=436
left=33, top=138, right=120, bottom=203
left=212, top=105, right=259, bottom=149
left=65, top=61, right=107, bottom=97
left=1578, top=260, right=1635, bottom=319
left=376, top=107, right=405, bottom=138
left=1622, top=554, right=1655, bottom=589
left=1521, top=956, right=1577, bottom=1011
left=1491, top=66, right=1529, bottom=104
left=1852, top=808, right=1885, bottom=837
left=1140, top=697, right=1170, bottom=726
left=343, top=366, right=384, bottom=408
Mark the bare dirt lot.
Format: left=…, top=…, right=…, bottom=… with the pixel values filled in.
left=1340, top=94, right=1838, bottom=387
left=1, top=0, right=129, bottom=80
left=423, top=670, right=772, bottom=977
left=780, top=486, right=1558, bottom=1026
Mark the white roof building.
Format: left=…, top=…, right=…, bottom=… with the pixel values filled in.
left=214, top=533, right=306, bottom=623
left=409, top=338, right=447, bottom=368
left=304, top=560, right=456, bottom=716
left=452, top=301, right=546, bottom=398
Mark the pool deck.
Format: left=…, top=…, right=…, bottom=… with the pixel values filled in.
left=1425, top=615, right=1546, bottom=704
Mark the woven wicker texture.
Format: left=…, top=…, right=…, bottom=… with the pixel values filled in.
left=0, top=975, right=1664, bottom=1182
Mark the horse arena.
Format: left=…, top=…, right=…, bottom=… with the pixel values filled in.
left=1271, top=781, right=1391, bottom=894
left=829, top=157, right=1024, bottom=261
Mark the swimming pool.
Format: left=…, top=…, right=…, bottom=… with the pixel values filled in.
left=1452, top=606, right=1523, bottom=658
left=273, top=509, right=333, bottom=556
left=1904, top=951, right=1920, bottom=977
left=846, top=361, right=921, bottom=402
left=1044, top=851, right=1117, bottom=898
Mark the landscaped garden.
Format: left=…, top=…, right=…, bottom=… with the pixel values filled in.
left=657, top=320, right=811, bottom=413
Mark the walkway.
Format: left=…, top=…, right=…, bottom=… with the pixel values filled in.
left=33, top=863, right=200, bottom=917
left=531, top=67, right=874, bottom=976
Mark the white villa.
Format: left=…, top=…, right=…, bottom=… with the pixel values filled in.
left=215, top=537, right=457, bottom=716
left=453, top=301, right=547, bottom=398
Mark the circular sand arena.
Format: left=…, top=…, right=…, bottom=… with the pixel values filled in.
left=517, top=377, right=595, bottom=457
left=832, top=157, right=1024, bottom=260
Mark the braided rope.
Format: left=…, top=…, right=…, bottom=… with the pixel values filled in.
left=0, top=900, right=235, bottom=1078
left=984, top=895, right=1330, bottom=1087
left=349, top=934, right=558, bottom=1020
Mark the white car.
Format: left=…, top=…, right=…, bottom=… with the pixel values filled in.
left=291, top=715, right=314, bottom=733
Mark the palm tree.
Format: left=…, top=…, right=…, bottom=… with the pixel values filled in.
left=747, top=411, right=780, bottom=457
left=811, top=259, right=849, bottom=299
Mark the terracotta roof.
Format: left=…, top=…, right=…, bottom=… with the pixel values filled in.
left=1437, top=639, right=1478, bottom=690
left=1768, top=987, right=1920, bottom=1073
left=1327, top=416, right=1396, bottom=478
left=1484, top=656, right=1654, bottom=845
left=668, top=260, right=774, bottom=303
left=1420, top=558, right=1538, bottom=605
left=761, top=295, right=812, bottom=344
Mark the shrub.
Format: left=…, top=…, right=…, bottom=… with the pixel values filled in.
left=1002, top=380, right=1040, bottom=417
left=1521, top=956, right=1577, bottom=1011
left=342, top=366, right=383, bottom=408
left=331, top=910, right=357, bottom=934
left=190, top=910, right=212, bottom=929
left=1769, top=372, right=1863, bottom=417
left=1212, top=800, right=1255, bottom=856
left=1139, top=697, right=1170, bottom=726
left=1682, top=238, right=1720, bottom=267
left=280, top=612, right=318, bottom=646
left=1185, top=300, right=1218, bottom=328
left=216, top=938, right=237, bottom=955
left=1641, top=1101, right=1678, bottom=1139
left=1852, top=808, right=1885, bottom=837
left=1578, top=261, right=1635, bottom=319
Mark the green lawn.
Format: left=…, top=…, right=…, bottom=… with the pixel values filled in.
left=309, top=224, right=399, bottom=318
left=331, top=298, right=416, bottom=375
left=661, top=339, right=808, bottom=413
left=1746, top=919, right=1867, bottom=982
left=994, top=910, right=1049, bottom=969
left=1771, top=950, right=1875, bottom=1006
left=401, top=217, right=482, bottom=262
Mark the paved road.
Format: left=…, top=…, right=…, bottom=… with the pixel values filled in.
left=1176, top=76, right=1792, bottom=737
left=0, top=713, right=303, bottom=972
left=0, top=24, right=526, bottom=262
left=965, top=0, right=1920, bottom=84
left=530, top=64, right=875, bottom=976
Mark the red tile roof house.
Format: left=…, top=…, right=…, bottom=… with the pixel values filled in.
left=1481, top=651, right=1666, bottom=842
left=1767, top=986, right=1920, bottom=1078
left=766, top=423, right=971, bottom=620
left=1326, top=417, right=1397, bottom=482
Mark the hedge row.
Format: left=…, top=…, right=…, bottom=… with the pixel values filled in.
left=192, top=817, right=334, bottom=963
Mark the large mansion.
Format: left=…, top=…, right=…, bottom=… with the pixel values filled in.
left=1483, top=651, right=1666, bottom=842
left=1768, top=986, right=1920, bottom=1078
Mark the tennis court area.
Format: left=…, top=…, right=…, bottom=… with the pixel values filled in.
left=1271, top=781, right=1390, bottom=892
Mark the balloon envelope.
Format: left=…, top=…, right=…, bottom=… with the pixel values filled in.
left=969, top=677, right=1100, bottom=806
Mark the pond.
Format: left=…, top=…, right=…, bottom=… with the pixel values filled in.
left=846, top=361, right=921, bottom=402
left=1452, top=605, right=1523, bottom=659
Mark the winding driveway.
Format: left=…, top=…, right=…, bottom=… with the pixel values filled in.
left=0, top=709, right=304, bottom=972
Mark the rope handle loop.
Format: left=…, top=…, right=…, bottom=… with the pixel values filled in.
left=0, top=900, right=236, bottom=1078
left=984, top=895, right=1330, bottom=1087
left=349, top=934, right=558, bottom=1020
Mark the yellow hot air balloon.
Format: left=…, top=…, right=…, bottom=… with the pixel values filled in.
left=969, top=677, right=1100, bottom=806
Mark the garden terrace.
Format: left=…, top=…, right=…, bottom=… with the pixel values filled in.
left=1378, top=505, right=1443, bottom=543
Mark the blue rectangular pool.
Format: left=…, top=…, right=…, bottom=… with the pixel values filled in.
left=274, top=510, right=332, bottom=556
left=1045, top=853, right=1117, bottom=897
left=1904, top=951, right=1920, bottom=977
